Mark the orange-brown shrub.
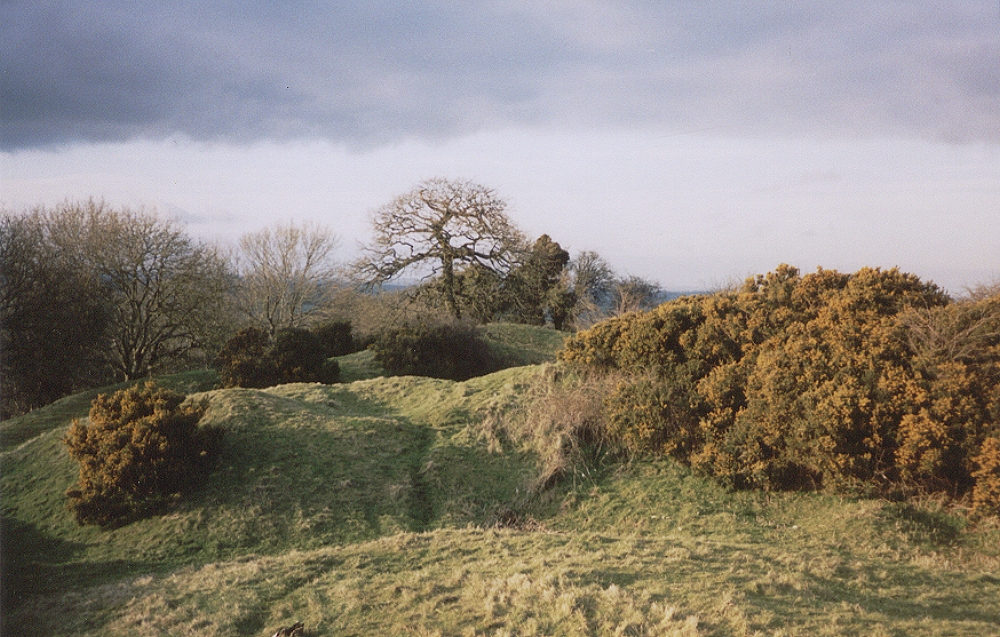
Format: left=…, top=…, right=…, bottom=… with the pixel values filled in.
left=561, top=265, right=1000, bottom=504
left=64, top=382, right=222, bottom=527
left=603, top=371, right=702, bottom=460
left=972, top=437, right=1000, bottom=516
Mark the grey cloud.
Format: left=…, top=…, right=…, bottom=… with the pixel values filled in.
left=2, top=1, right=996, bottom=150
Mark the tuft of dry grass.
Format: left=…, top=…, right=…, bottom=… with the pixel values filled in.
left=479, top=367, right=626, bottom=496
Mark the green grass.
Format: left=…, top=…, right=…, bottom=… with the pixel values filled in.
left=4, top=347, right=1000, bottom=635
left=0, top=369, right=219, bottom=451
left=335, top=349, right=385, bottom=383
left=1, top=367, right=550, bottom=628
left=331, top=322, right=566, bottom=384
left=484, top=323, right=568, bottom=368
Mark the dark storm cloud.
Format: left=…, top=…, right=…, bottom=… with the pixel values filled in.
left=2, top=1, right=997, bottom=150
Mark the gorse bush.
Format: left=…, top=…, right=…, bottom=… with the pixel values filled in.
left=312, top=319, right=358, bottom=357
left=370, top=321, right=496, bottom=381
left=271, top=328, right=339, bottom=384
left=604, top=371, right=701, bottom=460
left=215, top=327, right=276, bottom=388
left=561, top=265, right=1000, bottom=513
left=971, top=437, right=1000, bottom=516
left=64, top=382, right=223, bottom=527
left=216, top=326, right=339, bottom=389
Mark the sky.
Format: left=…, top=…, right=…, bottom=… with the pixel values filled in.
left=2, top=1, right=998, bottom=294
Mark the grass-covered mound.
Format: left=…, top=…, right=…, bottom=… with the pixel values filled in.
left=2, top=367, right=544, bottom=609
left=561, top=265, right=1000, bottom=512
left=3, top=314, right=999, bottom=636
left=327, top=322, right=567, bottom=384
left=484, top=322, right=569, bottom=367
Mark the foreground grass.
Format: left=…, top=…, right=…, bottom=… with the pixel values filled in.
left=7, top=472, right=1000, bottom=636
left=4, top=356, right=1000, bottom=635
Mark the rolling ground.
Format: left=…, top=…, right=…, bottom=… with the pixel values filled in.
left=2, top=325, right=998, bottom=636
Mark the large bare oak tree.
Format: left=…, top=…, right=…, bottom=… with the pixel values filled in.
left=354, top=178, right=526, bottom=319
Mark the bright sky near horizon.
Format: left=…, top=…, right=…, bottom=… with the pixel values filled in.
left=2, top=2, right=998, bottom=294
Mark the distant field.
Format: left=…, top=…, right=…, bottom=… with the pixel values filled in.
left=2, top=323, right=998, bottom=636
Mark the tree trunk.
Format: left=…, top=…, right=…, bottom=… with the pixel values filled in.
left=441, top=255, right=462, bottom=319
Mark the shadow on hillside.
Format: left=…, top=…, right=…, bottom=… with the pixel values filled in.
left=188, top=409, right=447, bottom=547
left=181, top=387, right=538, bottom=549
left=1, top=516, right=156, bottom=615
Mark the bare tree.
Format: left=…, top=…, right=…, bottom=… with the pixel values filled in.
left=566, top=252, right=663, bottom=324
left=353, top=178, right=526, bottom=319
left=42, top=200, right=234, bottom=381
left=568, top=250, right=616, bottom=326
left=611, top=275, right=664, bottom=316
left=234, top=221, right=339, bottom=335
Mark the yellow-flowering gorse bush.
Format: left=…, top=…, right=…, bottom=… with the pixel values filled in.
left=561, top=265, right=1000, bottom=513
left=64, top=382, right=223, bottom=527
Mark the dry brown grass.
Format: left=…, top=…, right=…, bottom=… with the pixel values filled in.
left=479, top=367, right=625, bottom=496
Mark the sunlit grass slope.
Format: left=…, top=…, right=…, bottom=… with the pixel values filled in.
left=2, top=367, right=543, bottom=607
left=484, top=322, right=568, bottom=367
left=3, top=318, right=999, bottom=636
left=293, top=322, right=567, bottom=384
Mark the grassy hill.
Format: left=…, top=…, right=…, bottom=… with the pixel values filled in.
left=315, top=322, right=567, bottom=384
left=483, top=323, right=569, bottom=367
left=3, top=323, right=999, bottom=636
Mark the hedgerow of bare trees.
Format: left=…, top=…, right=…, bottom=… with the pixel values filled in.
left=55, top=201, right=234, bottom=381
left=1, top=200, right=234, bottom=416
left=1, top=210, right=108, bottom=417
